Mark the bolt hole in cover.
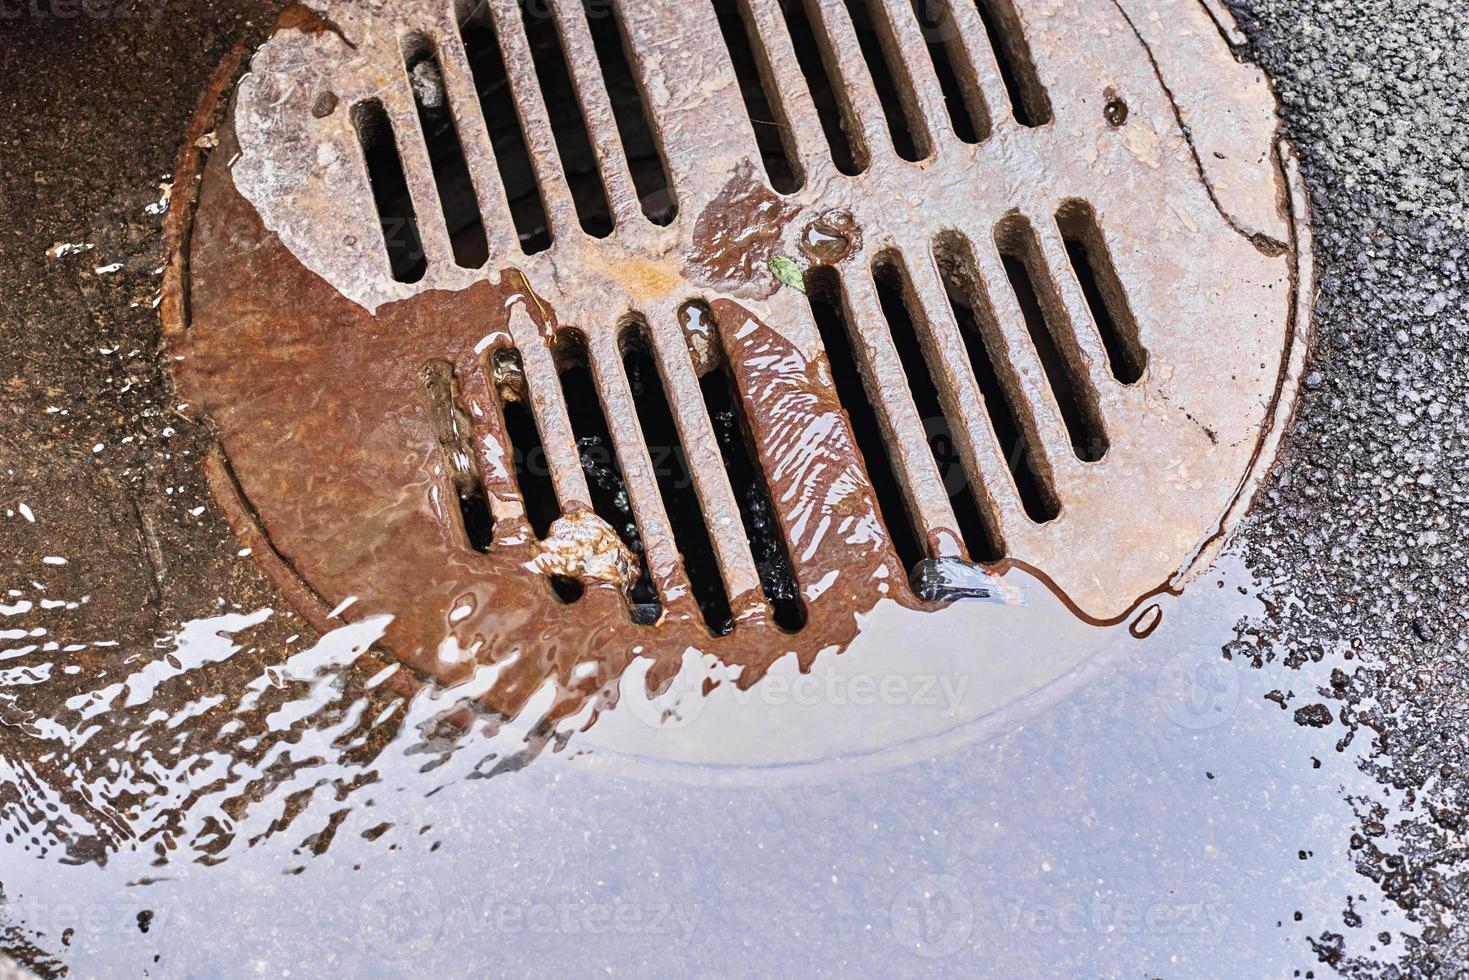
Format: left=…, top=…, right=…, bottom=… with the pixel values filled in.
left=165, top=0, right=1311, bottom=774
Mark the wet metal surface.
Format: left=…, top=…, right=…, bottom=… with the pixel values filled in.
left=2, top=0, right=1464, bottom=976
left=170, top=0, right=1309, bottom=728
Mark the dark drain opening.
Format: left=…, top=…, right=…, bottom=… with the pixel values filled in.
left=495, top=348, right=582, bottom=604
left=494, top=349, right=563, bottom=541
left=554, top=331, right=661, bottom=622
left=909, top=0, right=989, bottom=144
left=459, top=6, right=553, bottom=253
left=779, top=0, right=865, bottom=175
left=695, top=303, right=806, bottom=632
left=934, top=234, right=1059, bottom=522
left=843, top=0, right=929, bottom=162
left=712, top=0, right=803, bottom=194
left=581, top=0, right=679, bottom=224
left=421, top=361, right=496, bottom=552
left=517, top=0, right=615, bottom=238
left=806, top=267, right=927, bottom=573
left=1057, top=200, right=1147, bottom=385
left=549, top=575, right=585, bottom=602
left=873, top=253, right=1005, bottom=563
left=404, top=37, right=489, bottom=269
left=621, top=321, right=734, bottom=635
left=973, top=0, right=1052, bottom=127
left=996, top=213, right=1108, bottom=462
left=352, top=99, right=428, bottom=283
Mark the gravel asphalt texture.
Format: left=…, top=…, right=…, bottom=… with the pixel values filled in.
left=1, top=1, right=1467, bottom=975
left=1227, top=0, right=1469, bottom=973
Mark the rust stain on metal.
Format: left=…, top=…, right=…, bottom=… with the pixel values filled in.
left=688, top=162, right=803, bottom=291
left=581, top=251, right=683, bottom=305
left=273, top=3, right=358, bottom=49
left=799, top=209, right=861, bottom=266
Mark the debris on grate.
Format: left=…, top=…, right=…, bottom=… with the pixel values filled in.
left=165, top=0, right=1312, bottom=724
left=909, top=557, right=1026, bottom=605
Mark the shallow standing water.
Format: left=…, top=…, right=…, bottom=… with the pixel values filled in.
left=3, top=0, right=1465, bottom=974
left=0, top=547, right=1411, bottom=976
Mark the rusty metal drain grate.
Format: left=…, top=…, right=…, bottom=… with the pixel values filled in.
left=164, top=0, right=1311, bottom=715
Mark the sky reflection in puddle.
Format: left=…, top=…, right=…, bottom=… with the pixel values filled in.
left=0, top=549, right=1415, bottom=976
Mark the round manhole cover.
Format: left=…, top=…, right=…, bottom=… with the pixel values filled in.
left=165, top=0, right=1310, bottom=763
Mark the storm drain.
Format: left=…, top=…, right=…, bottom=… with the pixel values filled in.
left=165, top=0, right=1311, bottom=707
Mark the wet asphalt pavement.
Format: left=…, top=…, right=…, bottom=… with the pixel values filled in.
left=1, top=1, right=1468, bottom=976
left=1227, top=0, right=1469, bottom=973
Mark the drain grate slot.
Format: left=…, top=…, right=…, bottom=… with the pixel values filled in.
left=497, top=347, right=583, bottom=604
left=1057, top=200, right=1146, bottom=385
left=516, top=0, right=615, bottom=238
left=404, top=37, right=489, bottom=269
left=459, top=6, right=553, bottom=253
left=909, top=0, right=989, bottom=144
left=581, top=0, right=679, bottom=224
left=555, top=330, right=661, bottom=620
left=996, top=213, right=1107, bottom=462
left=697, top=303, right=807, bottom=632
left=421, top=361, right=496, bottom=552
left=972, top=0, right=1051, bottom=127
left=621, top=320, right=735, bottom=635
left=712, top=0, right=803, bottom=193
left=779, top=0, right=865, bottom=175
left=934, top=233, right=1058, bottom=522
left=843, top=0, right=929, bottom=162
left=873, top=253, right=1005, bottom=562
left=494, top=348, right=563, bottom=540
left=352, top=99, right=428, bottom=283
left=806, top=267, right=926, bottom=573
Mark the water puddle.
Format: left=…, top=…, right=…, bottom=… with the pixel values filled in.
left=0, top=544, right=1417, bottom=975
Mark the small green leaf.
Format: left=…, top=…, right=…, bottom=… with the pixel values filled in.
left=769, top=255, right=806, bottom=293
